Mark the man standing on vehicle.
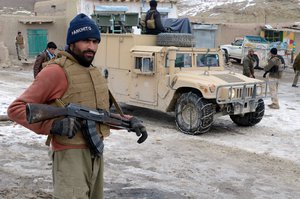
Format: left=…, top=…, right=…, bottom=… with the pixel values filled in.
left=145, top=0, right=166, bottom=35
left=33, top=41, right=57, bottom=78
left=7, top=13, right=147, bottom=199
left=243, top=48, right=255, bottom=78
left=292, top=52, right=300, bottom=88
left=264, top=48, right=282, bottom=109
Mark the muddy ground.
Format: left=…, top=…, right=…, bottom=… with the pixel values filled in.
left=0, top=61, right=300, bottom=199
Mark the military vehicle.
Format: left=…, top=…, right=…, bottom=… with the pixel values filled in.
left=91, top=8, right=267, bottom=134
left=93, top=32, right=267, bottom=135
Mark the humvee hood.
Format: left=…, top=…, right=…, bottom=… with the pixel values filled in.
left=211, top=74, right=246, bottom=83
left=173, top=71, right=263, bottom=87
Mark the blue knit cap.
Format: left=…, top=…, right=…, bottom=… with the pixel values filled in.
left=66, top=13, right=100, bottom=45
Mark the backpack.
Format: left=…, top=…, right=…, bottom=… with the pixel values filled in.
left=277, top=56, right=285, bottom=79
left=146, top=11, right=155, bottom=29
left=272, top=56, right=285, bottom=78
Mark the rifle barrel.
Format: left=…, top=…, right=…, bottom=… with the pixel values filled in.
left=26, top=103, right=67, bottom=123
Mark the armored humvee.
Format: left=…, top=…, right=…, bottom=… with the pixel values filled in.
left=94, top=33, right=267, bottom=134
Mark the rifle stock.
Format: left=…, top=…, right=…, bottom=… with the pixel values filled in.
left=26, top=103, right=68, bottom=124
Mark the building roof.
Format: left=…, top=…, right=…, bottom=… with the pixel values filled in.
left=97, top=0, right=177, bottom=3
left=264, top=27, right=300, bottom=34
left=18, top=19, right=54, bottom=25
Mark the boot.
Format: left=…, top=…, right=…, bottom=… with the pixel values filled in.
left=268, top=104, right=280, bottom=109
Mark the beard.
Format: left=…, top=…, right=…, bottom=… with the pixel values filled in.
left=68, top=45, right=96, bottom=67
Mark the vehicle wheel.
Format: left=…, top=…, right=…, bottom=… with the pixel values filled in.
left=223, top=50, right=229, bottom=63
left=235, top=58, right=242, bottom=64
left=175, top=92, right=214, bottom=135
left=253, top=54, right=259, bottom=68
left=157, top=33, right=195, bottom=47
left=230, top=99, right=265, bottom=126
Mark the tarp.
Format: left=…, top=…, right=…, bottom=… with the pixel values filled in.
left=162, top=18, right=192, bottom=34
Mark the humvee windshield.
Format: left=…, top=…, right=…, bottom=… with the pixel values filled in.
left=165, top=52, right=220, bottom=68
left=196, top=54, right=219, bottom=67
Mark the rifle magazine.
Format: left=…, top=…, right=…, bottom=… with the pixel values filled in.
left=82, top=120, right=104, bottom=156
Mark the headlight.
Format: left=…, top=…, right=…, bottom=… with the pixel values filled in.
left=256, top=85, right=262, bottom=96
left=228, top=88, right=235, bottom=98
left=208, top=84, right=216, bottom=93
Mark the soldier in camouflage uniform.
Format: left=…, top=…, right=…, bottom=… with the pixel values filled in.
left=264, top=48, right=282, bottom=109
left=243, top=48, right=255, bottom=78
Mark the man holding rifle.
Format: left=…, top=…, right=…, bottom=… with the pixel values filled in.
left=7, top=13, right=147, bottom=199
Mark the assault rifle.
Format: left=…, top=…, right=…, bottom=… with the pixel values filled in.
left=26, top=103, right=147, bottom=155
left=263, top=66, right=276, bottom=78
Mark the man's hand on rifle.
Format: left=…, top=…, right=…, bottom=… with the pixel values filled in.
left=127, top=117, right=148, bottom=144
left=50, top=117, right=81, bottom=139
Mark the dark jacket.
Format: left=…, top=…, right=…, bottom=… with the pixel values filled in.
left=293, top=53, right=300, bottom=71
left=145, top=9, right=166, bottom=35
left=243, top=55, right=254, bottom=77
left=33, top=50, right=52, bottom=78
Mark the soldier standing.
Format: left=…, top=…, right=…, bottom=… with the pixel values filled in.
left=15, top=31, right=28, bottom=61
left=264, top=48, right=282, bottom=109
left=243, top=48, right=255, bottom=78
left=292, top=52, right=300, bottom=88
left=33, top=41, right=57, bottom=78
left=145, top=0, right=166, bottom=35
left=8, top=13, right=147, bottom=199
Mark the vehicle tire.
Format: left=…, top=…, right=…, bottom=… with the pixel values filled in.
left=235, top=58, right=242, bottom=64
left=223, top=50, right=229, bottom=63
left=230, top=99, right=265, bottom=126
left=253, top=54, right=259, bottom=68
left=157, top=33, right=195, bottom=47
left=175, top=92, right=214, bottom=135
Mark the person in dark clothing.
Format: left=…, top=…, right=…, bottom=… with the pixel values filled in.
left=33, top=41, right=57, bottom=78
left=145, top=0, right=166, bottom=35
left=292, top=52, right=300, bottom=87
left=243, top=48, right=255, bottom=78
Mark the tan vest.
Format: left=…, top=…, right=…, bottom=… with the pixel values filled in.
left=50, top=51, right=110, bottom=146
left=16, top=35, right=24, bottom=45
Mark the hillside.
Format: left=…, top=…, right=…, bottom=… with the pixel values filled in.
left=0, top=0, right=47, bottom=15
left=177, top=0, right=300, bottom=24
left=0, top=0, right=299, bottom=24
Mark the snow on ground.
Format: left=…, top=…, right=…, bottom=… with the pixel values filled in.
left=201, top=66, right=300, bottom=164
left=0, top=64, right=300, bottom=198
left=1, top=66, right=300, bottom=165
